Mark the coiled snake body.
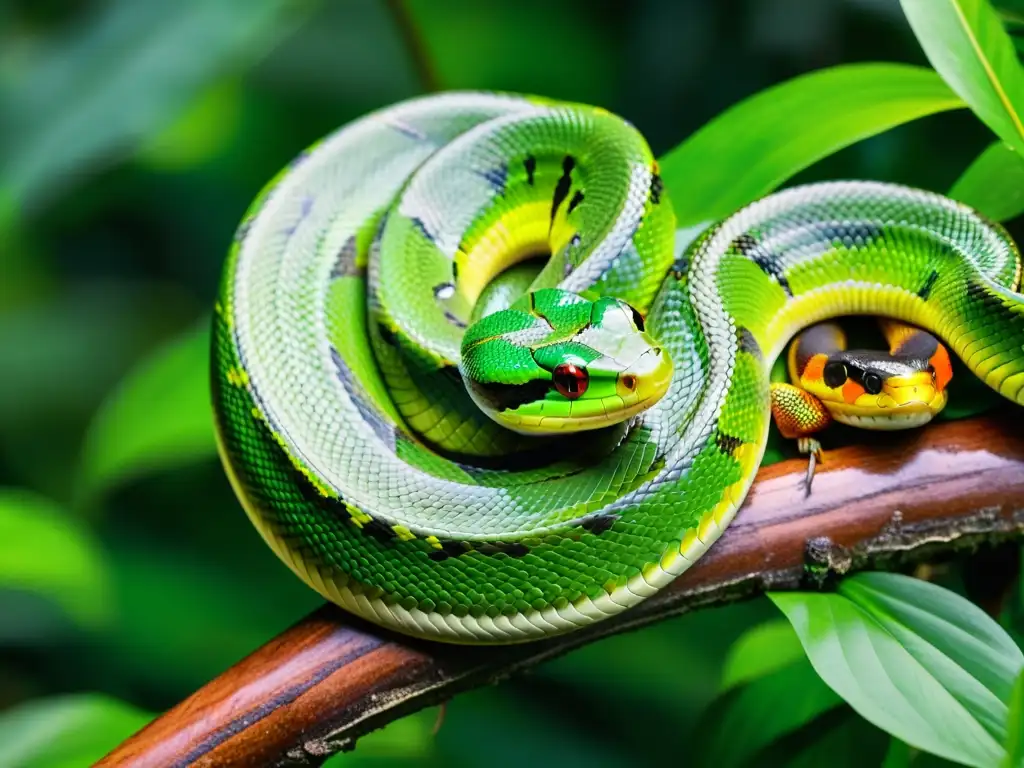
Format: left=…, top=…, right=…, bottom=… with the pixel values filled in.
left=212, top=93, right=1024, bottom=644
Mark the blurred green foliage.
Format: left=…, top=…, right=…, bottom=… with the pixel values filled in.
left=2, top=0, right=1024, bottom=765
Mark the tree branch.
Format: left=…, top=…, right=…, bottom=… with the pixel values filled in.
left=97, top=410, right=1024, bottom=767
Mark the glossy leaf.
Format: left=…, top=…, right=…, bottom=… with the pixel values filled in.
left=698, top=656, right=842, bottom=767
left=0, top=694, right=151, bottom=768
left=770, top=573, right=1024, bottom=767
left=901, top=0, right=1024, bottom=155
left=763, top=710, right=889, bottom=768
left=720, top=619, right=805, bottom=692
left=998, top=2, right=1024, bottom=58
left=0, top=489, right=110, bottom=629
left=77, top=323, right=215, bottom=502
left=1006, top=668, right=1024, bottom=767
left=658, top=63, right=964, bottom=226
left=0, top=0, right=304, bottom=214
left=949, top=140, right=1024, bottom=220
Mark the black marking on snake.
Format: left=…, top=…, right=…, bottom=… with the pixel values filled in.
left=918, top=270, right=939, bottom=300
left=330, top=235, right=363, bottom=278
left=428, top=541, right=470, bottom=562
left=377, top=323, right=399, bottom=348
left=452, top=260, right=459, bottom=280
left=467, top=377, right=551, bottom=413
left=444, top=311, right=468, bottom=329
left=476, top=541, right=530, bottom=558
left=500, top=542, right=529, bottom=557
left=478, top=165, right=508, bottom=193
left=793, top=323, right=843, bottom=376
left=525, top=291, right=556, bottom=329
left=737, top=326, right=763, bottom=360
left=434, top=282, right=456, bottom=300
left=361, top=517, right=398, bottom=543
left=715, top=431, right=744, bottom=457
left=550, top=155, right=576, bottom=226
left=386, top=118, right=427, bottom=141
left=567, top=190, right=585, bottom=215
left=410, top=216, right=436, bottom=243
left=283, top=195, right=315, bottom=238
left=893, top=329, right=939, bottom=359
left=670, top=251, right=689, bottom=279
left=524, top=155, right=537, bottom=186
left=650, top=173, right=664, bottom=205
left=331, top=348, right=397, bottom=447
left=580, top=512, right=620, bottom=535
left=732, top=234, right=793, bottom=296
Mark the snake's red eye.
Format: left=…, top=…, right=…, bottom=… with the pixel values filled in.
left=552, top=363, right=589, bottom=399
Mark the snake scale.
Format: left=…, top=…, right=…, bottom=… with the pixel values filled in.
left=212, top=92, right=1024, bottom=644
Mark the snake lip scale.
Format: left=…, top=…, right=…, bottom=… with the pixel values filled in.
left=212, top=92, right=1024, bottom=644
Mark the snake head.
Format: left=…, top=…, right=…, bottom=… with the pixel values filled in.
left=459, top=288, right=672, bottom=435
left=808, top=352, right=949, bottom=429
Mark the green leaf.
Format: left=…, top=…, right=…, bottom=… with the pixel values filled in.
left=949, top=140, right=1024, bottom=220
left=763, top=710, right=890, bottom=768
left=0, top=489, right=110, bottom=629
left=900, top=0, right=1024, bottom=155
left=770, top=572, right=1024, bottom=767
left=998, top=3, right=1024, bottom=60
left=720, top=619, right=805, bottom=692
left=95, top=534, right=319, bottom=691
left=137, top=79, right=244, bottom=170
left=0, top=694, right=151, bottom=768
left=698, top=655, right=842, bottom=767
left=1005, top=668, right=1024, bottom=767
left=658, top=64, right=964, bottom=226
left=77, top=322, right=215, bottom=503
left=0, top=0, right=305, bottom=214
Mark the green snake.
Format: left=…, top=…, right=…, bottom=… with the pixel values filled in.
left=212, top=92, right=1024, bottom=644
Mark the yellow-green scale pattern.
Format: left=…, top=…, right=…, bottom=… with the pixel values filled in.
left=214, top=91, right=1024, bottom=644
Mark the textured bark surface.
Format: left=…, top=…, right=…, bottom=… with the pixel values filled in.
left=97, top=410, right=1024, bottom=767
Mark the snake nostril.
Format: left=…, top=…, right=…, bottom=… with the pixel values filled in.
left=652, top=347, right=662, bottom=357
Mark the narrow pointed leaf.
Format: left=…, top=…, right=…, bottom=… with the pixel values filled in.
left=699, top=657, right=842, bottom=767
left=658, top=63, right=964, bottom=226
left=949, top=140, right=1024, bottom=220
left=901, top=0, right=1024, bottom=154
left=1005, top=668, right=1024, bottom=767
left=77, top=323, right=215, bottom=503
left=720, top=619, right=805, bottom=692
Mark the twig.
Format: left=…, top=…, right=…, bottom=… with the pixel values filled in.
left=97, top=409, right=1024, bottom=767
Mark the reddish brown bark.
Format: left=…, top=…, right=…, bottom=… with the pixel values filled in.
left=97, top=410, right=1024, bottom=767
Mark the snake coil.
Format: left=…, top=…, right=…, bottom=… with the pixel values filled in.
left=213, top=92, right=1024, bottom=644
